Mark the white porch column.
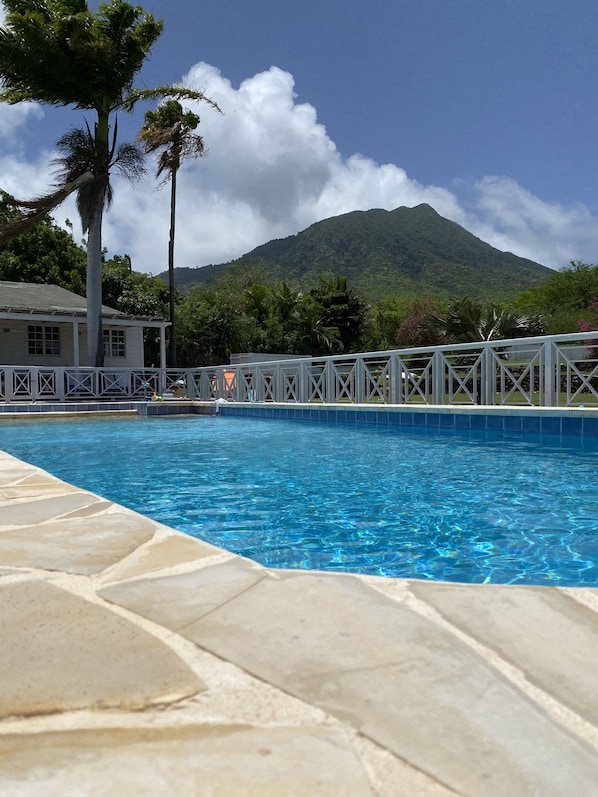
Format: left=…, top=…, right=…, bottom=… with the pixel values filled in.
left=159, top=325, right=167, bottom=369
left=72, top=321, right=80, bottom=367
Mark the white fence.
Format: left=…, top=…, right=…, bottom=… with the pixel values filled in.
left=2, top=331, right=598, bottom=407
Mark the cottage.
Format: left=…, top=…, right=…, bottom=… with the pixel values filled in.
left=0, top=281, right=169, bottom=369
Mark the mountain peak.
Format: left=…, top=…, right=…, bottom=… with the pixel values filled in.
left=169, top=205, right=552, bottom=301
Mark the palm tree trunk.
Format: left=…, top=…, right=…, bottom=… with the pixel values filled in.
left=86, top=195, right=105, bottom=367
left=167, top=168, right=177, bottom=368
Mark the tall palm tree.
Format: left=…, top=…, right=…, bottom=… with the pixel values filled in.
left=139, top=100, right=206, bottom=368
left=0, top=1, right=218, bottom=366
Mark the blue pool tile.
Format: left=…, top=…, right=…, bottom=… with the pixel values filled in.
left=485, top=414, right=504, bottom=431
left=454, top=414, right=470, bottom=429
left=412, top=413, right=426, bottom=426
left=562, top=417, right=583, bottom=437
left=425, top=413, right=440, bottom=427
left=541, top=416, right=561, bottom=435
left=439, top=413, right=455, bottom=428
left=582, top=418, right=598, bottom=437
left=377, top=412, right=390, bottom=426
left=388, top=412, right=401, bottom=426
left=334, top=409, right=346, bottom=424
left=345, top=410, right=357, bottom=424
left=470, top=414, right=486, bottom=430
left=399, top=412, right=414, bottom=426
left=503, top=415, right=522, bottom=432
left=521, top=416, right=541, bottom=434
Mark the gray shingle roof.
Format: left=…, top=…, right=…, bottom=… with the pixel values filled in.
left=0, top=281, right=124, bottom=316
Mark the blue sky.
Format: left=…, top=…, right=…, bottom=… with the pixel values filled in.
left=2, top=0, right=598, bottom=276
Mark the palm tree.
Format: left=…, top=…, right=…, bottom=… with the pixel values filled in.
left=52, top=121, right=146, bottom=269
left=139, top=100, right=206, bottom=367
left=428, top=297, right=545, bottom=342
left=0, top=1, right=218, bottom=366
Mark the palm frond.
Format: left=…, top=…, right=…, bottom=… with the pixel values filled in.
left=112, top=141, right=146, bottom=183
left=0, top=171, right=94, bottom=246
left=122, top=84, right=222, bottom=114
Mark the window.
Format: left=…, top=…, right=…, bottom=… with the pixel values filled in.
left=28, top=325, right=60, bottom=356
left=103, top=329, right=126, bottom=358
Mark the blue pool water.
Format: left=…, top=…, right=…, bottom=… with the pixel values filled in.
left=0, top=414, right=596, bottom=586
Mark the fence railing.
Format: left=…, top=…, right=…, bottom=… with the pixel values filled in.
left=2, top=331, right=598, bottom=407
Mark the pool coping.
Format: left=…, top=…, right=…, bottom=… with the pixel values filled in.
left=1, top=398, right=598, bottom=439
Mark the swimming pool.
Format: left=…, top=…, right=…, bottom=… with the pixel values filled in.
left=0, top=414, right=596, bottom=586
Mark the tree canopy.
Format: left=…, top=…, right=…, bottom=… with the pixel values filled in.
left=515, top=260, right=598, bottom=332
left=0, top=0, right=217, bottom=366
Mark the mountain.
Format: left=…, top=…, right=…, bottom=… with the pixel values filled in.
left=163, top=204, right=554, bottom=301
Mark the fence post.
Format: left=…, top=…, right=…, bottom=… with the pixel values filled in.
left=324, top=360, right=335, bottom=404
left=272, top=365, right=283, bottom=402
left=158, top=368, right=166, bottom=397
left=4, top=368, right=13, bottom=403
left=30, top=367, right=39, bottom=401
left=355, top=357, right=365, bottom=403
left=432, top=351, right=444, bottom=405
left=543, top=340, right=556, bottom=407
left=298, top=361, right=308, bottom=403
left=389, top=354, right=400, bottom=405
left=57, top=368, right=66, bottom=401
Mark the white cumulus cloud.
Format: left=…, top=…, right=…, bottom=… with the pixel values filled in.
left=0, top=102, right=45, bottom=149
left=464, top=177, right=598, bottom=268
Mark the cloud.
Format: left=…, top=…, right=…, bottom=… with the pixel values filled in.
left=464, top=177, right=598, bottom=268
left=0, top=102, right=45, bottom=147
left=2, top=58, right=598, bottom=275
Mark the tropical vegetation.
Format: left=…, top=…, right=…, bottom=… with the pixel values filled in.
left=139, top=98, right=218, bottom=366
left=428, top=296, right=545, bottom=343
left=3, top=201, right=598, bottom=366
left=0, top=0, right=216, bottom=365
left=164, top=204, right=553, bottom=302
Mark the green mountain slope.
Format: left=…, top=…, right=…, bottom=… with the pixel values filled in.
left=164, top=204, right=553, bottom=301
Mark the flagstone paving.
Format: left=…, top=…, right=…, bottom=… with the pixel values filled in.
left=0, top=450, right=597, bottom=796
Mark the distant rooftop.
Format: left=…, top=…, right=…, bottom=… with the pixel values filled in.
left=0, top=280, right=126, bottom=317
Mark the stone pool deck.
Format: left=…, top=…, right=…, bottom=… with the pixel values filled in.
left=1, top=450, right=597, bottom=796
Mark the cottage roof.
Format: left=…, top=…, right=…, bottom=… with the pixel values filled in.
left=0, top=280, right=125, bottom=317
left=0, top=281, right=167, bottom=325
